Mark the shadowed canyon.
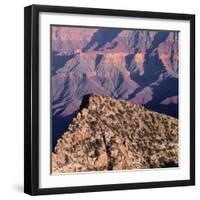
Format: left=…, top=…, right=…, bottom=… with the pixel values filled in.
left=51, top=26, right=179, bottom=152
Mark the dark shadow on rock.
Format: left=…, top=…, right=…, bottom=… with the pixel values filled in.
left=145, top=103, right=178, bottom=118
left=130, top=32, right=169, bottom=87
left=160, top=161, right=178, bottom=168
left=144, top=76, right=178, bottom=118
left=148, top=32, right=169, bottom=53
left=83, top=28, right=121, bottom=51
left=125, top=53, right=134, bottom=71
left=52, top=112, right=77, bottom=151
left=95, top=54, right=104, bottom=70
left=151, top=76, right=178, bottom=102
left=131, top=51, right=166, bottom=87
left=51, top=51, right=74, bottom=74
left=52, top=94, right=95, bottom=151
left=78, top=94, right=92, bottom=111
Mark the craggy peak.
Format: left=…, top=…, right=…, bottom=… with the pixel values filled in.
left=51, top=26, right=179, bottom=173
left=52, top=95, right=178, bottom=173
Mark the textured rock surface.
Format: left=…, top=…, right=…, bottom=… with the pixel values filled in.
left=51, top=26, right=179, bottom=149
left=52, top=95, right=178, bottom=173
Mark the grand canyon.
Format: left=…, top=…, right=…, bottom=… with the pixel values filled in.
left=51, top=26, right=179, bottom=173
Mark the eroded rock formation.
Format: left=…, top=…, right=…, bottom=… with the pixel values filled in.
left=52, top=95, right=178, bottom=173
left=51, top=27, right=179, bottom=148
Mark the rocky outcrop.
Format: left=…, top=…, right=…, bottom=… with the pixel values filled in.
left=52, top=95, right=178, bottom=173
left=51, top=26, right=179, bottom=149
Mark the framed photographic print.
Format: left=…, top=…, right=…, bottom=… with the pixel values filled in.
left=24, top=4, right=195, bottom=195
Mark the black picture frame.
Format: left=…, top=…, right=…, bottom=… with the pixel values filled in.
left=24, top=4, right=195, bottom=196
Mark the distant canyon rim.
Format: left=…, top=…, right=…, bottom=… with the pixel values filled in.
left=51, top=26, right=179, bottom=152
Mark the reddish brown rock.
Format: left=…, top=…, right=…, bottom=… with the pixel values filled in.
left=52, top=95, right=178, bottom=173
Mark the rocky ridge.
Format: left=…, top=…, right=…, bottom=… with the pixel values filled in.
left=52, top=27, right=179, bottom=148
left=52, top=95, right=178, bottom=173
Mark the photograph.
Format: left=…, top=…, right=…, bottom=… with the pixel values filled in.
left=24, top=4, right=195, bottom=195
left=51, top=25, right=179, bottom=174
left=0, top=0, right=197, bottom=197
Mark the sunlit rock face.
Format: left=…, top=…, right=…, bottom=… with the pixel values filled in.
left=52, top=27, right=97, bottom=53
left=52, top=95, right=178, bottom=173
left=51, top=26, right=179, bottom=149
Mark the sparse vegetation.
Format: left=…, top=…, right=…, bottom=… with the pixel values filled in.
left=52, top=95, right=178, bottom=173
